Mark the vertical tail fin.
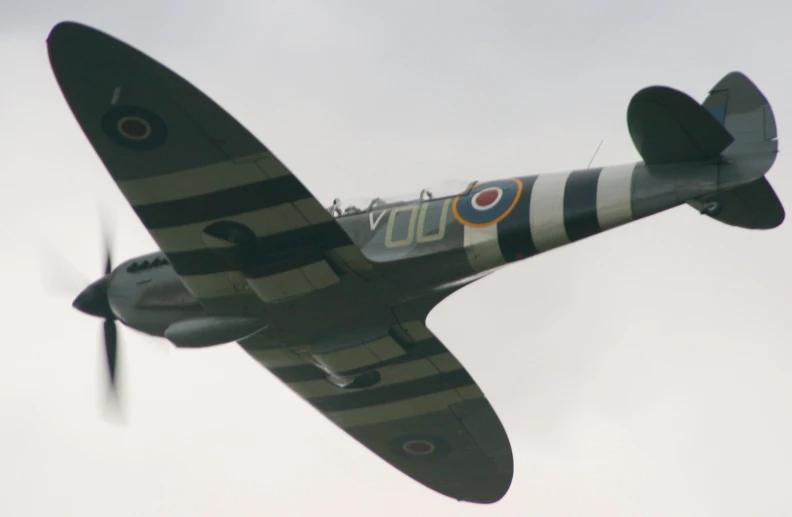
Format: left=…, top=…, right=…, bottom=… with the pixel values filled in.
left=702, top=72, right=777, bottom=156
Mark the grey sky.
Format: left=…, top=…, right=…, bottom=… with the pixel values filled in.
left=2, top=1, right=791, bottom=515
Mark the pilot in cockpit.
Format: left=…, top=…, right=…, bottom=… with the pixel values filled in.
left=328, top=198, right=342, bottom=217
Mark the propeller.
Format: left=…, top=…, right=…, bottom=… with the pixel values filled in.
left=71, top=229, right=121, bottom=409
left=40, top=188, right=133, bottom=419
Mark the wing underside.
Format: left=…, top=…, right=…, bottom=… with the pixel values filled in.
left=47, top=22, right=372, bottom=313
left=239, top=313, right=513, bottom=503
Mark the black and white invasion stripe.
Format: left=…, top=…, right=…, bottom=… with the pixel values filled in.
left=241, top=320, right=484, bottom=428
left=463, top=163, right=637, bottom=272
left=116, top=152, right=370, bottom=301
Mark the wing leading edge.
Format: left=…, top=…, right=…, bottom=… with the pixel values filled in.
left=47, top=22, right=372, bottom=313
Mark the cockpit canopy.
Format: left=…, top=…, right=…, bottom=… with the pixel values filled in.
left=327, top=179, right=476, bottom=217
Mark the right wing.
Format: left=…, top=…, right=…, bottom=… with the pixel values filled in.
left=239, top=300, right=513, bottom=503
left=47, top=22, right=372, bottom=313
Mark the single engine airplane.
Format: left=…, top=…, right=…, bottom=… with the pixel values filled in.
left=48, top=21, right=783, bottom=504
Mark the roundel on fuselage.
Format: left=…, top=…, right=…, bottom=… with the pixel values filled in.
left=452, top=178, right=522, bottom=227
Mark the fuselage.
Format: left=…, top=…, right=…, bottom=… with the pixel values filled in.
left=102, top=155, right=767, bottom=345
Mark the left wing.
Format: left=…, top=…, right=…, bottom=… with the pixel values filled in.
left=47, top=22, right=371, bottom=313
left=238, top=296, right=513, bottom=503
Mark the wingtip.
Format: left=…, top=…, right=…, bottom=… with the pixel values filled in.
left=47, top=21, right=113, bottom=50
left=457, top=488, right=510, bottom=504
left=47, top=21, right=132, bottom=83
left=443, top=470, right=513, bottom=504
left=47, top=21, right=85, bottom=44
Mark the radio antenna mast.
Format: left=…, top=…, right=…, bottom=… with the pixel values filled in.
left=587, top=140, right=604, bottom=168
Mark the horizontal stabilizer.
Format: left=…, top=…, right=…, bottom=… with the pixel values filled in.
left=688, top=177, right=785, bottom=229
left=628, top=86, right=735, bottom=165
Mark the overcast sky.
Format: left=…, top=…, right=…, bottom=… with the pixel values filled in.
left=2, top=1, right=792, bottom=515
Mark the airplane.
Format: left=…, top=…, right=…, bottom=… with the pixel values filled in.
left=48, top=21, right=783, bottom=504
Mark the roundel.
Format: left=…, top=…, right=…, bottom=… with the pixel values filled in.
left=452, top=178, right=522, bottom=227
left=388, top=434, right=451, bottom=461
left=101, top=105, right=168, bottom=151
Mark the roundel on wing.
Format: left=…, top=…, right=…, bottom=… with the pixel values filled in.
left=100, top=105, right=168, bottom=151
left=452, top=178, right=522, bottom=227
left=388, top=434, right=452, bottom=461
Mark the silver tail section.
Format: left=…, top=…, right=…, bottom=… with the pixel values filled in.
left=691, top=72, right=783, bottom=229
left=627, top=71, right=782, bottom=229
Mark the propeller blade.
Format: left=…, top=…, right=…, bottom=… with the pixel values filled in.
left=102, top=225, right=113, bottom=276
left=98, top=201, right=114, bottom=276
left=104, top=317, right=118, bottom=393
